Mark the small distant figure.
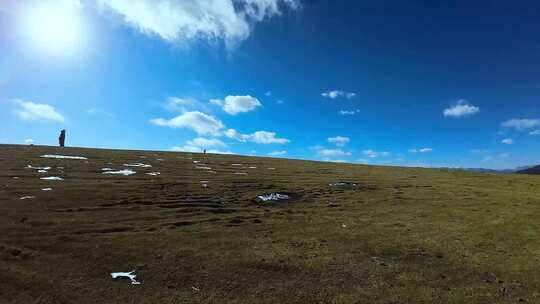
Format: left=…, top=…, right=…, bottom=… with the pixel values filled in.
left=203, top=149, right=206, bottom=154
left=59, top=129, right=66, bottom=147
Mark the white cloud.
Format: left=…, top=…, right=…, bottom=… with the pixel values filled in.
left=24, top=138, right=35, bottom=144
left=409, top=148, right=433, bottom=153
left=321, top=90, right=356, bottom=99
left=530, top=130, right=540, bottom=135
left=186, top=137, right=226, bottom=148
left=164, top=97, right=203, bottom=112
left=268, top=150, right=287, bottom=156
left=363, top=150, right=390, bottom=158
left=317, top=149, right=351, bottom=157
left=12, top=99, right=65, bottom=123
left=327, top=136, right=349, bottom=147
left=225, top=129, right=289, bottom=144
left=265, top=91, right=272, bottom=96
left=338, top=109, right=360, bottom=115
left=170, top=145, right=233, bottom=154
left=96, top=0, right=299, bottom=48
left=501, top=138, right=513, bottom=145
left=210, top=95, right=262, bottom=115
left=443, top=99, right=479, bottom=118
left=502, top=118, right=540, bottom=130
left=150, top=111, right=224, bottom=135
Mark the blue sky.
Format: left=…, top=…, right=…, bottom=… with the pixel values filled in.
left=1, top=0, right=539, bottom=169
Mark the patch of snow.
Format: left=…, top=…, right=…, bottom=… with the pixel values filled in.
left=248, top=166, right=257, bottom=169
left=139, top=156, right=147, bottom=159
left=267, top=168, right=276, bottom=170
left=37, top=170, right=48, bottom=173
left=101, top=168, right=113, bottom=171
left=257, top=193, right=290, bottom=201
left=40, top=176, right=64, bottom=181
left=233, top=172, right=248, bottom=175
left=195, top=166, right=212, bottom=170
left=156, top=158, right=164, bottom=161
left=42, top=188, right=52, bottom=191
left=103, top=169, right=136, bottom=176
left=110, top=271, right=141, bottom=285
left=193, top=160, right=200, bottom=164
left=12, top=177, right=19, bottom=179
left=20, top=196, right=35, bottom=200
left=231, top=164, right=242, bottom=166
left=146, top=172, right=160, bottom=176
left=200, top=181, right=209, bottom=183
left=123, top=163, right=152, bottom=168
left=26, top=165, right=51, bottom=170
left=41, top=154, right=87, bottom=160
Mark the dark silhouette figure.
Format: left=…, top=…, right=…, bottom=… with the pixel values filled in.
left=59, top=129, right=66, bottom=147
left=203, top=149, right=207, bottom=154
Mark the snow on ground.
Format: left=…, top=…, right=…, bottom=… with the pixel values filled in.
left=103, top=169, right=136, bottom=176
left=41, top=155, right=88, bottom=160
left=146, top=172, right=160, bottom=176
left=20, top=196, right=35, bottom=200
left=37, top=170, right=48, bottom=173
left=233, top=172, right=248, bottom=175
left=123, top=163, right=152, bottom=168
left=101, top=168, right=113, bottom=171
left=110, top=271, right=141, bottom=285
left=257, top=193, right=290, bottom=201
left=40, top=177, right=64, bottom=181
left=195, top=166, right=212, bottom=170
left=41, top=188, right=52, bottom=191
left=26, top=165, right=51, bottom=170
left=248, top=166, right=257, bottom=169
left=231, top=164, right=242, bottom=166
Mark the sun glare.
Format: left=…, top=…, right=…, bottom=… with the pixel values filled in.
left=20, top=1, right=87, bottom=56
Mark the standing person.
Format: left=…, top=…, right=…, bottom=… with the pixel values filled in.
left=59, top=129, right=66, bottom=147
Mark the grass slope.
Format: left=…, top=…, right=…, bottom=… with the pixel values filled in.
left=1, top=144, right=540, bottom=303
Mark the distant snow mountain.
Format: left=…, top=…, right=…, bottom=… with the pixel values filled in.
left=445, top=165, right=537, bottom=174
left=516, top=165, right=540, bottom=175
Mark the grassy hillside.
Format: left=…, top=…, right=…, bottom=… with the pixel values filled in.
left=1, top=144, right=540, bottom=304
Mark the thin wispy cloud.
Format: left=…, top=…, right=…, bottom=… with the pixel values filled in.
left=530, top=130, right=540, bottom=135
left=321, top=90, right=356, bottom=99
left=317, top=148, right=351, bottom=157
left=443, top=99, right=479, bottom=118
left=501, top=138, right=513, bottom=145
left=96, top=0, right=300, bottom=48
left=210, top=95, right=262, bottom=115
left=363, top=150, right=390, bottom=158
left=327, top=136, right=349, bottom=147
left=338, top=109, right=360, bottom=115
left=409, top=148, right=433, bottom=153
left=186, top=137, right=226, bottom=148
left=12, top=99, right=66, bottom=123
left=502, top=118, right=540, bottom=130
left=268, top=150, right=287, bottom=156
